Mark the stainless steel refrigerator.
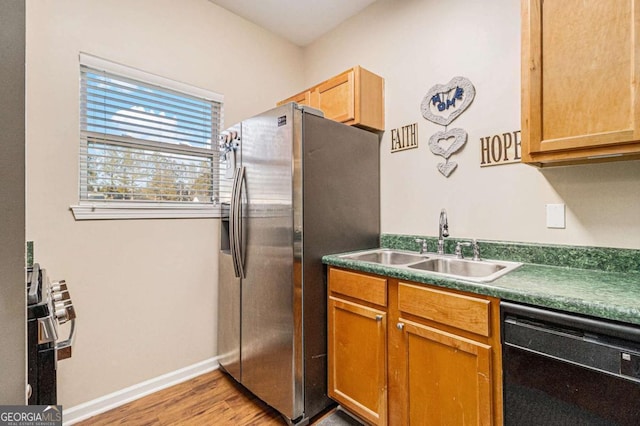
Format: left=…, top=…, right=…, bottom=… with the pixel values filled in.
left=217, top=103, right=379, bottom=425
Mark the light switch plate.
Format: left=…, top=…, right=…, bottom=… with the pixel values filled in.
left=546, top=204, right=565, bottom=229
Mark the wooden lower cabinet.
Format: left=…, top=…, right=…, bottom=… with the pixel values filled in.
left=328, top=297, right=387, bottom=425
left=328, top=267, right=502, bottom=425
left=328, top=268, right=388, bottom=425
left=397, top=319, right=493, bottom=425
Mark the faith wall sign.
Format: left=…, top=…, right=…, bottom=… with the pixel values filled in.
left=391, top=123, right=418, bottom=153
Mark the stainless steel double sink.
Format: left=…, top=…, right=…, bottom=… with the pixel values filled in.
left=340, top=248, right=522, bottom=283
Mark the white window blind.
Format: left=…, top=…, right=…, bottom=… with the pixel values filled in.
left=73, top=55, right=223, bottom=219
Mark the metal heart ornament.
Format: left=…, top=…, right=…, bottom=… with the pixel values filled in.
left=421, top=76, right=476, bottom=126
left=428, top=128, right=467, bottom=159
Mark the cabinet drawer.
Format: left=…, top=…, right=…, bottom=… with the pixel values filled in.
left=329, top=268, right=387, bottom=307
left=398, top=282, right=490, bottom=336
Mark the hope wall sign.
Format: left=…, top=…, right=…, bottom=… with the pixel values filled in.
left=480, top=130, right=522, bottom=167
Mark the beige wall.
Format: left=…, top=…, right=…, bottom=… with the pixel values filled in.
left=25, top=0, right=303, bottom=407
left=304, top=0, right=640, bottom=249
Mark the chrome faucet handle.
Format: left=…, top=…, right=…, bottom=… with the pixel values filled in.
left=415, top=238, right=428, bottom=254
left=455, top=241, right=472, bottom=259
left=455, top=240, right=481, bottom=260
left=472, top=239, right=481, bottom=261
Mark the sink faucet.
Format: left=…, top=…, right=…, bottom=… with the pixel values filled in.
left=437, top=209, right=449, bottom=255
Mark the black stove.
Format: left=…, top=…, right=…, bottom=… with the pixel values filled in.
left=27, top=263, right=76, bottom=405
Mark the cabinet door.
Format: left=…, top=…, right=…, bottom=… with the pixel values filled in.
left=397, top=319, right=493, bottom=425
left=522, top=0, right=640, bottom=163
left=277, top=90, right=312, bottom=107
left=328, top=296, right=387, bottom=425
left=314, top=69, right=356, bottom=124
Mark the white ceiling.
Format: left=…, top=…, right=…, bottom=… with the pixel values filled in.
left=208, top=0, right=377, bottom=46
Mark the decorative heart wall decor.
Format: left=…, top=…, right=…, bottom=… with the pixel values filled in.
left=420, top=76, right=476, bottom=126
left=437, top=161, right=458, bottom=177
left=428, top=128, right=467, bottom=159
left=418, top=75, right=476, bottom=178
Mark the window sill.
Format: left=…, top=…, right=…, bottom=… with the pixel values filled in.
left=70, top=203, right=220, bottom=220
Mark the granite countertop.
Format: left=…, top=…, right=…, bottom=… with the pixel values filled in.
left=322, top=235, right=640, bottom=326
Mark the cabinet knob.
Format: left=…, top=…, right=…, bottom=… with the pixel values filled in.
left=375, top=315, right=383, bottom=322
left=397, top=322, right=405, bottom=330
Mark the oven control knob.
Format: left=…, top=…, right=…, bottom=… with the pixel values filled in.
left=51, top=280, right=68, bottom=292
left=54, top=301, right=76, bottom=324
left=51, top=290, right=71, bottom=302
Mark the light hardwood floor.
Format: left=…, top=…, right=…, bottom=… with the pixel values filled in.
left=74, top=369, right=334, bottom=425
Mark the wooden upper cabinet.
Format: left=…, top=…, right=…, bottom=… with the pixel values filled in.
left=522, top=0, right=640, bottom=165
left=278, top=90, right=311, bottom=107
left=314, top=70, right=356, bottom=124
left=278, top=66, right=385, bottom=131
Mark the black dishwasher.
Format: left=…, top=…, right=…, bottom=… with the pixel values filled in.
left=501, top=301, right=640, bottom=426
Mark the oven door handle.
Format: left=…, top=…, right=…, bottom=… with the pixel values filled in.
left=55, top=317, right=76, bottom=361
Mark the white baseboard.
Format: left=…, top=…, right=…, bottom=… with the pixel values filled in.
left=63, top=357, right=220, bottom=425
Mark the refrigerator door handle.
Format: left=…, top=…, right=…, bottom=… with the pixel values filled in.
left=229, top=167, right=242, bottom=278
left=233, top=166, right=246, bottom=278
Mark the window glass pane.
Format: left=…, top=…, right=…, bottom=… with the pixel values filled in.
left=82, top=72, right=213, bottom=149
left=80, top=65, right=221, bottom=205
left=82, top=138, right=214, bottom=203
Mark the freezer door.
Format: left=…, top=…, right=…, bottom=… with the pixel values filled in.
left=240, top=104, right=302, bottom=420
left=217, top=125, right=242, bottom=381
left=217, top=227, right=241, bottom=380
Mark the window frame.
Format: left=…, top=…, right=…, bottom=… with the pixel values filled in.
left=71, top=53, right=224, bottom=220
